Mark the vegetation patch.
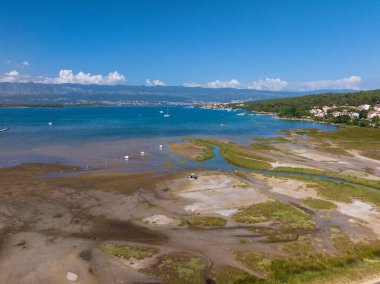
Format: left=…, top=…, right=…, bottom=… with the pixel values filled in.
left=250, top=227, right=279, bottom=235
left=234, top=89, right=380, bottom=128
left=250, top=143, right=279, bottom=151
left=234, top=238, right=380, bottom=284
left=301, top=198, right=337, bottom=210
left=306, top=126, right=380, bottom=160
left=275, top=166, right=380, bottom=190
left=213, top=266, right=266, bottom=284
left=307, top=180, right=380, bottom=206
left=265, top=173, right=380, bottom=207
left=189, top=216, right=227, bottom=227
left=168, top=140, right=214, bottom=161
left=266, top=234, right=299, bottom=243
left=101, top=244, right=157, bottom=260
left=232, top=200, right=315, bottom=231
left=252, top=136, right=288, bottom=143
left=143, top=253, right=207, bottom=284
left=187, top=138, right=274, bottom=170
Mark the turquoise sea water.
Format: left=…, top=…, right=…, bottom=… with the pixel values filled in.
left=0, top=106, right=337, bottom=169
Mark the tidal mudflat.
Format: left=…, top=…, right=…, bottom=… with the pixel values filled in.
left=0, top=126, right=380, bottom=284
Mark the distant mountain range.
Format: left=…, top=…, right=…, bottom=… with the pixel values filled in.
left=0, top=82, right=355, bottom=105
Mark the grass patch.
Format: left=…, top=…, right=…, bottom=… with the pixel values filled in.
left=307, top=180, right=380, bottom=206
left=169, top=140, right=214, bottom=161
left=220, top=147, right=273, bottom=170
left=188, top=138, right=274, bottom=170
left=232, top=200, right=315, bottom=231
left=307, top=126, right=380, bottom=161
left=101, top=244, right=157, bottom=260
left=250, top=143, right=279, bottom=151
left=195, top=150, right=214, bottom=161
left=275, top=166, right=380, bottom=190
left=234, top=239, right=380, bottom=284
left=213, top=266, right=266, bottom=284
left=315, top=145, right=351, bottom=156
left=189, top=216, right=227, bottom=227
left=266, top=234, right=299, bottom=243
left=252, top=136, right=288, bottom=143
left=143, top=253, right=207, bottom=284
left=301, top=198, right=337, bottom=210
left=265, top=173, right=380, bottom=206
left=250, top=227, right=279, bottom=235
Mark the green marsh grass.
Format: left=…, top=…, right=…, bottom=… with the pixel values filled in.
left=189, top=216, right=227, bottom=227
left=213, top=266, right=266, bottom=284
left=301, top=198, right=337, bottom=210
left=232, top=200, right=315, bottom=231
left=102, top=244, right=157, bottom=260
left=143, top=253, right=207, bottom=284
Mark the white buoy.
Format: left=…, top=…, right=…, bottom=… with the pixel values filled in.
left=140, top=151, right=145, bottom=156
left=124, top=155, right=129, bottom=160
left=48, top=122, right=53, bottom=126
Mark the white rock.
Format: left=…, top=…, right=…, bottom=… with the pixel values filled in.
left=66, top=272, right=78, bottom=281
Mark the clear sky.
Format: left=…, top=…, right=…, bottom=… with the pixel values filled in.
left=0, top=0, right=379, bottom=90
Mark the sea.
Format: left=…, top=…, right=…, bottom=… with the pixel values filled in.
left=0, top=106, right=337, bottom=171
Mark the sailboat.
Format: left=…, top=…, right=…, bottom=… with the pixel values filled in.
left=163, top=107, right=170, bottom=117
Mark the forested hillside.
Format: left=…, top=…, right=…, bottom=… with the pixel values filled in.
left=238, top=90, right=380, bottom=118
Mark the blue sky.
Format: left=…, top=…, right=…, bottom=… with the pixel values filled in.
left=0, top=0, right=379, bottom=90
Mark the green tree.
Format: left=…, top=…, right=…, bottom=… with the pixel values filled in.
left=359, top=120, right=370, bottom=127
left=359, top=110, right=368, bottom=119
left=334, top=115, right=351, bottom=124
left=372, top=116, right=380, bottom=124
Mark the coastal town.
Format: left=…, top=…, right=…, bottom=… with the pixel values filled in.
left=198, top=99, right=380, bottom=127
left=310, top=104, right=380, bottom=120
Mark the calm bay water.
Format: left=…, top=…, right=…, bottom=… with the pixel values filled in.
left=0, top=106, right=337, bottom=168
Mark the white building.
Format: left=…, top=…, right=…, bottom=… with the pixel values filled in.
left=310, top=108, right=325, bottom=117
left=332, top=111, right=345, bottom=117
left=322, top=106, right=332, bottom=112
left=368, top=111, right=380, bottom=119
left=347, top=112, right=359, bottom=118
left=357, top=104, right=370, bottom=111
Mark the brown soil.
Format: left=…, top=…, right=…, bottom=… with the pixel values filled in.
left=168, top=141, right=207, bottom=159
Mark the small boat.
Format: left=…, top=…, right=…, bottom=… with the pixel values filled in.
left=159, top=144, right=163, bottom=150
left=48, top=122, right=53, bottom=126
left=159, top=110, right=164, bottom=114
left=163, top=107, right=171, bottom=117
left=0, top=128, right=10, bottom=132
left=140, top=151, right=145, bottom=156
left=124, top=155, right=130, bottom=160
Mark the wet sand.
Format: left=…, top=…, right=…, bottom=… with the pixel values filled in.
left=1, top=127, right=380, bottom=283
left=0, top=160, right=379, bottom=283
